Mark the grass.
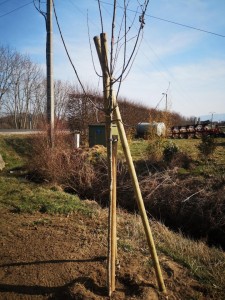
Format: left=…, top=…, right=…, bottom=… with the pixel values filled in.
left=0, top=135, right=32, bottom=169
left=0, top=176, right=93, bottom=216
left=129, top=138, right=225, bottom=180
left=129, top=137, right=225, bottom=162
left=129, top=139, right=149, bottom=160
left=117, top=211, right=225, bottom=299
left=0, top=135, right=94, bottom=216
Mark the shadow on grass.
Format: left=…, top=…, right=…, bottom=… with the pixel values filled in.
left=4, top=136, right=34, bottom=158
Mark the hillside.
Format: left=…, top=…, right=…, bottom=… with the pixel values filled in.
left=0, top=135, right=225, bottom=299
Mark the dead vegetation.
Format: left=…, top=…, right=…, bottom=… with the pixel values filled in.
left=27, top=133, right=225, bottom=250
left=1, top=134, right=225, bottom=299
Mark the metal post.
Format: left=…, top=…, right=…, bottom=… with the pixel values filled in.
left=47, top=0, right=54, bottom=147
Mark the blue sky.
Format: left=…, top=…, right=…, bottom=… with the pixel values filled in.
left=0, top=0, right=225, bottom=119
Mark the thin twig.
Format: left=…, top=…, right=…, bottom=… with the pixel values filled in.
left=182, top=189, right=205, bottom=203
left=97, top=0, right=104, bottom=33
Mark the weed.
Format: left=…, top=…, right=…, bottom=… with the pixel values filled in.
left=197, top=135, right=216, bottom=160
left=118, top=240, right=134, bottom=252
left=31, top=218, right=52, bottom=226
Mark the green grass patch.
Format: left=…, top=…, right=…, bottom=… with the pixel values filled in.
left=118, top=240, right=134, bottom=253
left=129, top=139, right=149, bottom=160
left=0, top=136, right=33, bottom=170
left=0, top=176, right=93, bottom=216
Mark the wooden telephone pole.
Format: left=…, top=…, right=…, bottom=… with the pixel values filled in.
left=94, top=33, right=166, bottom=297
left=46, top=0, right=54, bottom=147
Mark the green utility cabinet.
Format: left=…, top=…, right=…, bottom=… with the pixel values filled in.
left=89, top=125, right=106, bottom=147
left=88, top=124, right=119, bottom=147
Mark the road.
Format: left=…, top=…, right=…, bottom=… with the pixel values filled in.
left=0, top=129, right=42, bottom=135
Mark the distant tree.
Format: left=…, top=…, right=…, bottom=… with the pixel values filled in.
left=2, top=54, right=44, bottom=129
left=54, top=80, right=73, bottom=128
left=67, top=87, right=105, bottom=139
left=0, top=46, right=19, bottom=110
left=0, top=45, right=45, bottom=129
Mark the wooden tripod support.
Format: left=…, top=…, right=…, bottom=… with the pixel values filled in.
left=94, top=33, right=166, bottom=297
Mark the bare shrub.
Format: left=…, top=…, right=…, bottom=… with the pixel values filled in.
left=28, top=132, right=225, bottom=248
left=168, top=151, right=192, bottom=169
left=115, top=165, right=225, bottom=249
left=28, top=131, right=95, bottom=196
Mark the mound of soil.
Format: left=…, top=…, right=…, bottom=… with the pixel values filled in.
left=0, top=206, right=208, bottom=299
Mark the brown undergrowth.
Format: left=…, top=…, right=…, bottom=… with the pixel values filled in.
left=28, top=133, right=225, bottom=249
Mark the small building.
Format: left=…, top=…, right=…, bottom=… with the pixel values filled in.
left=88, top=124, right=119, bottom=147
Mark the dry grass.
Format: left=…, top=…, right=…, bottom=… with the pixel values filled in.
left=27, top=134, right=225, bottom=250
left=117, top=210, right=225, bottom=299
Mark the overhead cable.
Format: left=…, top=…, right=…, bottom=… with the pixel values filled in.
left=0, top=1, right=33, bottom=18
left=98, top=0, right=225, bottom=38
left=52, top=0, right=104, bottom=113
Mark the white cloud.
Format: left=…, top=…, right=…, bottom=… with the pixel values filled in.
left=116, top=57, right=225, bottom=117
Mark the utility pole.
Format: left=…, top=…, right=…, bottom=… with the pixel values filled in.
left=209, top=112, right=216, bottom=128
left=162, top=92, right=167, bottom=111
left=47, top=0, right=54, bottom=147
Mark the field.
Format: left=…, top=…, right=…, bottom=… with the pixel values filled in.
left=0, top=135, right=225, bottom=299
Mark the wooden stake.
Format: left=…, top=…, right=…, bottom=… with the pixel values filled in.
left=112, top=92, right=166, bottom=292
left=94, top=32, right=166, bottom=294
left=94, top=33, right=114, bottom=297
left=110, top=135, right=118, bottom=292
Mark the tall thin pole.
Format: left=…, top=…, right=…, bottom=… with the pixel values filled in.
left=162, top=92, right=167, bottom=111
left=47, top=0, right=54, bottom=147
left=94, top=34, right=114, bottom=296
left=209, top=112, right=215, bottom=128
left=110, top=135, right=118, bottom=293
left=113, top=92, right=166, bottom=292
left=94, top=34, right=166, bottom=294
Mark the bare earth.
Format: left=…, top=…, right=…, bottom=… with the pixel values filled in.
left=0, top=205, right=207, bottom=300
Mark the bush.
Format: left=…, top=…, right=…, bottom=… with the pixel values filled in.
left=146, top=138, right=164, bottom=162
left=163, top=141, right=179, bottom=164
left=28, top=132, right=95, bottom=196
left=198, top=134, right=216, bottom=159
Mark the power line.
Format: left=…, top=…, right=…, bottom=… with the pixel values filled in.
left=52, top=0, right=85, bottom=94
left=0, top=1, right=33, bottom=18
left=52, top=0, right=104, bottom=113
left=98, top=0, right=225, bottom=38
left=147, top=14, right=225, bottom=38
